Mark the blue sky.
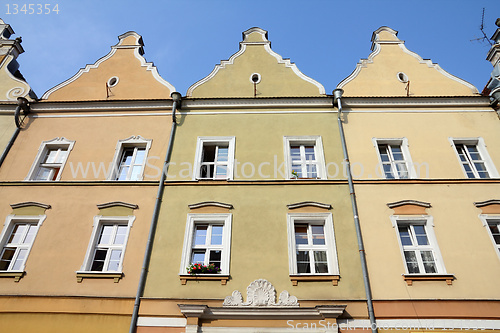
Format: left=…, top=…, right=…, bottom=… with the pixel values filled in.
left=3, top=0, right=500, bottom=98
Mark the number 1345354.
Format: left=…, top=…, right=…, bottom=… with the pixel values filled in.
left=6, top=4, right=59, bottom=14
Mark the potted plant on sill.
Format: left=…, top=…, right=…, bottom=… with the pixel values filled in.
left=187, top=263, right=221, bottom=275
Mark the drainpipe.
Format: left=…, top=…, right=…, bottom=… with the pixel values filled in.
left=0, top=97, right=29, bottom=168
left=333, top=89, right=378, bottom=333
left=129, top=92, right=182, bottom=333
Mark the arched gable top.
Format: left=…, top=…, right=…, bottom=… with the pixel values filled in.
left=338, top=26, right=479, bottom=97
left=387, top=200, right=431, bottom=215
left=41, top=31, right=175, bottom=101
left=187, top=27, right=325, bottom=98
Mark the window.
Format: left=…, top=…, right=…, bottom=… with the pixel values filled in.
left=180, top=214, right=232, bottom=275
left=0, top=215, right=45, bottom=272
left=478, top=215, right=500, bottom=260
left=450, top=138, right=498, bottom=179
left=194, top=137, right=235, bottom=180
left=26, top=138, right=75, bottom=181
left=109, top=136, right=152, bottom=181
left=373, top=138, right=415, bottom=179
left=284, top=136, right=326, bottom=179
left=392, top=216, right=446, bottom=275
left=286, top=213, right=338, bottom=275
left=80, top=216, right=134, bottom=273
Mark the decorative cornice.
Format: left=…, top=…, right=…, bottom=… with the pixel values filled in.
left=96, top=201, right=138, bottom=210
left=287, top=201, right=332, bottom=210
left=474, top=200, right=500, bottom=208
left=178, top=304, right=346, bottom=320
left=10, top=202, right=51, bottom=210
left=186, top=27, right=325, bottom=96
left=41, top=32, right=175, bottom=100
left=338, top=26, right=479, bottom=95
left=188, top=201, right=233, bottom=210
left=223, top=279, right=298, bottom=307
left=387, top=200, right=431, bottom=209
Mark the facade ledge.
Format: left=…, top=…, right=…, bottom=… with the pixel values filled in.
left=290, top=274, right=340, bottom=286
left=180, top=274, right=229, bottom=285
left=76, top=271, right=123, bottom=283
left=403, top=274, right=455, bottom=286
left=0, top=270, right=24, bottom=282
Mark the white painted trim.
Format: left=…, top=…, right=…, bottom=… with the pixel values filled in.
left=79, top=215, right=135, bottom=273
left=179, top=213, right=232, bottom=275
left=448, top=137, right=500, bottom=179
left=137, top=317, right=187, bottom=327
left=41, top=33, right=175, bottom=100
left=286, top=212, right=339, bottom=276
left=186, top=28, right=324, bottom=96
left=390, top=215, right=448, bottom=275
left=108, top=135, right=153, bottom=181
left=0, top=214, right=46, bottom=272
left=283, top=136, right=326, bottom=180
left=338, top=27, right=479, bottom=95
left=193, top=137, right=236, bottom=181
left=25, top=137, right=75, bottom=181
left=337, top=318, right=500, bottom=330
left=372, top=137, right=417, bottom=179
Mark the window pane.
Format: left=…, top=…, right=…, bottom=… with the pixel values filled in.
left=117, top=166, right=130, bottom=181
left=489, top=223, right=500, bottom=244
left=107, top=249, right=122, bottom=271
left=215, top=165, right=228, bottom=178
left=398, top=226, right=412, bottom=246
left=191, top=251, right=205, bottom=265
left=98, top=225, right=114, bottom=245
left=413, top=225, right=429, bottom=245
left=44, top=149, right=59, bottom=163
left=8, top=224, right=26, bottom=244
left=210, top=225, right=223, bottom=245
left=295, top=224, right=308, bottom=245
left=34, top=167, right=53, bottom=181
left=55, top=149, right=68, bottom=163
left=395, top=162, right=408, bottom=179
left=209, top=250, right=222, bottom=268
left=130, top=165, right=143, bottom=180
left=391, top=146, right=404, bottom=160
left=202, top=145, right=216, bottom=162
left=421, top=251, right=437, bottom=273
left=290, top=146, right=301, bottom=161
left=296, top=251, right=311, bottom=273
left=404, top=251, right=419, bottom=273
left=306, top=164, right=317, bottom=178
left=113, top=225, right=128, bottom=245
left=383, top=164, right=393, bottom=179
left=313, top=251, right=328, bottom=273
left=378, top=146, right=390, bottom=162
left=194, top=225, right=207, bottom=246
left=134, top=148, right=146, bottom=165
left=23, top=225, right=38, bottom=244
left=200, top=164, right=213, bottom=179
left=291, top=165, right=302, bottom=178
left=311, top=225, right=325, bottom=245
left=12, top=248, right=28, bottom=270
left=120, top=149, right=134, bottom=166
left=216, top=147, right=229, bottom=162
left=91, top=249, right=107, bottom=271
left=0, top=247, right=15, bottom=270
left=304, top=146, right=315, bottom=161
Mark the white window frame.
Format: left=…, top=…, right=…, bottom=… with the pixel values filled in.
left=79, top=215, right=135, bottom=273
left=25, top=137, right=75, bottom=181
left=286, top=213, right=339, bottom=275
left=391, top=215, right=447, bottom=275
left=0, top=215, right=46, bottom=272
left=193, top=137, right=235, bottom=181
left=108, top=136, right=152, bottom=181
left=284, top=136, right=326, bottom=180
left=179, top=213, right=232, bottom=275
left=478, top=214, right=500, bottom=261
left=449, top=137, right=499, bottom=179
left=372, top=138, right=416, bottom=179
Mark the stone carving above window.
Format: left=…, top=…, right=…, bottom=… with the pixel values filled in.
left=223, top=279, right=299, bottom=307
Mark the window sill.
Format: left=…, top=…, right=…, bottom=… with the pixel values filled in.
left=0, top=271, right=25, bottom=282
left=76, top=271, right=123, bottom=283
left=180, top=274, right=229, bottom=285
left=290, top=275, right=340, bottom=286
left=403, top=274, right=455, bottom=286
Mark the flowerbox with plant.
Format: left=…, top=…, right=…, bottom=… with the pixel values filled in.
left=186, top=263, right=221, bottom=275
